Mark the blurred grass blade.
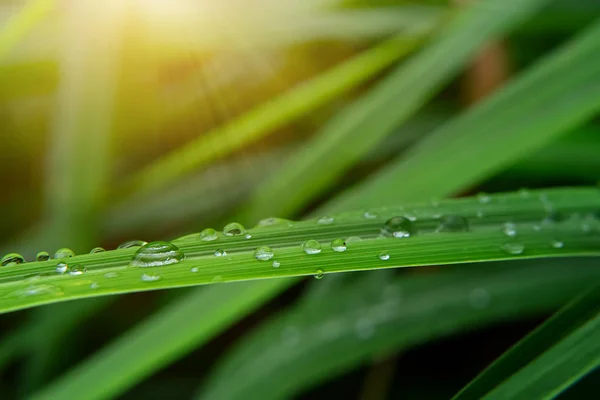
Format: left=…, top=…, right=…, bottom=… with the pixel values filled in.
left=123, top=35, right=425, bottom=196
left=0, top=188, right=598, bottom=314
left=483, top=287, right=600, bottom=399
left=0, top=0, right=53, bottom=60
left=30, top=279, right=293, bottom=400
left=196, top=259, right=600, bottom=400
left=454, top=284, right=600, bottom=399
left=238, top=0, right=553, bottom=221
left=329, top=16, right=600, bottom=211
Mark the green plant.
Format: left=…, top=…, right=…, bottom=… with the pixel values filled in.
left=1, top=0, right=599, bottom=399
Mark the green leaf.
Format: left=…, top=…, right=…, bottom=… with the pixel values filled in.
left=196, top=259, right=600, bottom=400
left=30, top=279, right=293, bottom=400
left=0, top=187, right=598, bottom=314
left=454, top=284, right=600, bottom=400
left=329, top=15, right=600, bottom=211
left=238, top=0, right=554, bottom=221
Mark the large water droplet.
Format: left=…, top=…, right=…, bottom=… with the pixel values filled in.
left=317, top=216, right=334, bottom=225
left=54, top=248, right=75, bottom=259
left=118, top=240, right=147, bottom=249
left=223, top=222, right=246, bottom=236
left=56, top=262, right=69, bottom=274
left=36, top=251, right=50, bottom=262
left=256, top=217, right=293, bottom=228
left=254, top=246, right=274, bottom=261
left=378, top=252, right=390, bottom=261
left=130, top=241, right=184, bottom=267
left=272, top=260, right=281, bottom=268
left=141, top=273, right=161, bottom=282
left=1, top=253, right=25, bottom=266
left=69, top=265, right=86, bottom=276
left=503, top=222, right=517, bottom=237
left=302, top=240, right=322, bottom=255
left=199, top=228, right=218, bottom=242
left=90, top=247, right=105, bottom=254
left=436, top=215, right=469, bottom=232
left=331, top=238, right=346, bottom=252
left=382, top=217, right=415, bottom=238
left=314, top=269, right=324, bottom=279
left=501, top=241, right=524, bottom=255
left=214, top=249, right=227, bottom=257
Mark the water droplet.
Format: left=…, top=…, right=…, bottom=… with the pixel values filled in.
left=104, top=272, right=119, bottom=278
left=199, top=228, right=218, bottom=242
left=551, top=240, right=564, bottom=249
left=130, top=241, right=184, bottom=267
left=245, top=234, right=252, bottom=239
left=317, top=216, right=334, bottom=225
left=469, top=288, right=490, bottom=309
left=478, top=193, right=491, bottom=204
left=118, top=240, right=147, bottom=249
left=141, top=273, right=161, bottom=282
left=436, top=215, right=469, bottom=232
left=378, top=252, right=390, bottom=261
left=14, top=284, right=62, bottom=297
left=331, top=238, right=346, bottom=252
left=214, top=249, right=227, bottom=257
left=1, top=253, right=25, bottom=266
left=90, top=247, right=105, bottom=254
left=503, top=222, right=517, bottom=237
left=314, top=269, right=324, bottom=279
left=272, top=260, right=280, bottom=268
left=36, top=251, right=50, bottom=262
left=501, top=241, right=524, bottom=255
left=90, top=282, right=99, bottom=289
left=256, top=217, right=292, bottom=228
left=54, top=248, right=75, bottom=259
left=223, top=222, right=246, bottom=236
left=355, top=317, right=374, bottom=339
left=363, top=211, right=379, bottom=220
left=382, top=216, right=415, bottom=238
left=190, top=267, right=199, bottom=273
left=69, top=265, right=86, bottom=276
left=404, top=212, right=417, bottom=221
left=302, top=240, right=322, bottom=255
left=254, top=246, right=274, bottom=261
left=56, top=262, right=68, bottom=274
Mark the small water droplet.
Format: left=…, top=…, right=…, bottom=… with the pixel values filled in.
left=363, top=211, right=379, bottom=220
left=314, top=269, right=324, bottom=279
left=272, top=260, right=281, bottom=268
left=533, top=224, right=542, bottom=231
left=190, top=267, right=199, bottom=273
left=90, top=247, right=105, bottom=254
left=245, top=233, right=252, bottom=239
left=378, top=252, right=390, bottom=261
left=1, top=253, right=25, bottom=266
left=104, top=272, right=119, bottom=278
left=551, top=240, right=564, bottom=249
left=317, top=216, right=334, bottom=225
left=14, top=284, right=62, bottom=297
left=331, top=238, right=346, bottom=252
left=69, top=265, right=86, bottom=276
left=382, top=216, right=415, bottom=238
left=130, top=241, right=184, bottom=267
left=256, top=217, right=293, bottom=228
left=118, top=240, right=147, bottom=249
left=56, top=262, right=69, bottom=274
left=302, top=240, right=322, bottom=255
left=469, top=288, right=490, bottom=309
left=90, top=282, right=99, bottom=289
left=254, top=246, right=274, bottom=261
left=436, top=215, right=469, bottom=232
left=36, top=251, right=50, bottom=262
left=214, top=249, right=227, bottom=257
left=501, top=241, right=524, bottom=255
left=54, top=248, right=75, bottom=259
left=503, top=222, right=517, bottom=237
left=478, top=193, right=491, bottom=204
left=141, top=273, right=161, bottom=282
left=199, top=228, right=218, bottom=242
left=223, top=222, right=246, bottom=236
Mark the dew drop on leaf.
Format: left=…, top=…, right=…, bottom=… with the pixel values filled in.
left=69, top=265, right=86, bottom=276
left=255, top=217, right=293, bottom=228
left=314, top=269, right=324, bottom=279
left=331, top=238, right=346, bottom=252
left=245, top=234, right=252, bottom=239
left=13, top=284, right=63, bottom=298
left=190, top=267, right=199, bottom=273
left=129, top=241, right=184, bottom=267
left=54, top=248, right=75, bottom=259
left=223, top=222, right=246, bottom=236
left=56, top=262, right=69, bottom=274
left=378, top=252, right=390, bottom=261
left=254, top=246, right=274, bottom=261
left=317, top=216, right=334, bottom=225
left=1, top=253, right=25, bottom=266
left=36, top=251, right=50, bottom=262
left=503, top=222, right=517, bottom=237
left=199, top=228, right=218, bottom=242
left=363, top=211, right=379, bottom=220
left=477, top=192, right=491, bottom=204
left=118, top=240, right=147, bottom=249
left=90, top=247, right=105, bottom=254
left=551, top=240, right=564, bottom=249
left=302, top=239, right=322, bottom=255
left=501, top=241, right=524, bottom=255
left=90, top=282, right=99, bottom=289
left=272, top=260, right=281, bottom=268
left=104, top=272, right=119, bottom=278
left=141, top=273, right=161, bottom=282
left=214, top=249, right=227, bottom=257
left=436, top=215, right=469, bottom=232
left=382, top=216, right=415, bottom=238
